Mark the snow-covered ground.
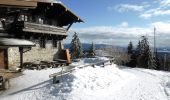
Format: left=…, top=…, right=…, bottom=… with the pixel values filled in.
left=1, top=57, right=170, bottom=100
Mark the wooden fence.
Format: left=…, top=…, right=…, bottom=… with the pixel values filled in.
left=49, top=58, right=115, bottom=84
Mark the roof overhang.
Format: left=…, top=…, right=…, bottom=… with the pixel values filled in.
left=0, top=0, right=37, bottom=8
left=0, top=0, right=84, bottom=25
left=0, top=38, right=35, bottom=47
left=37, top=1, right=84, bottom=25
left=57, top=3, right=84, bottom=23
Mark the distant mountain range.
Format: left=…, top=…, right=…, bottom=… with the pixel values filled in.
left=65, top=43, right=170, bottom=51
left=64, top=43, right=170, bottom=58
left=64, top=43, right=126, bottom=51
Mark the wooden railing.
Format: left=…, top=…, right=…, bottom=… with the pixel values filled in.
left=14, top=21, right=67, bottom=35
left=49, top=58, right=115, bottom=84
left=25, top=22, right=66, bottom=33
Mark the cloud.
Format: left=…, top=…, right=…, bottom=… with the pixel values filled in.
left=160, top=0, right=170, bottom=6
left=140, top=13, right=152, bottom=19
left=65, top=21, right=170, bottom=47
left=108, top=1, right=170, bottom=19
left=139, top=0, right=170, bottom=19
left=140, top=8, right=170, bottom=19
left=119, top=22, right=129, bottom=27
left=151, top=21, right=170, bottom=34
left=109, top=4, right=147, bottom=12
left=65, top=23, right=151, bottom=46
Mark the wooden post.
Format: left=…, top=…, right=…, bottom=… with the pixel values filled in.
left=66, top=23, right=73, bottom=31
left=65, top=49, right=71, bottom=64
left=5, top=49, right=9, bottom=69
left=102, top=62, right=105, bottom=67
left=2, top=78, right=10, bottom=90
left=110, top=60, right=113, bottom=65
left=53, top=76, right=59, bottom=84
left=53, top=76, right=56, bottom=84
left=19, top=47, right=23, bottom=69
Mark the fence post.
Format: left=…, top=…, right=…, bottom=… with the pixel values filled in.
left=2, top=78, right=10, bottom=90
left=102, top=62, right=105, bottom=67
left=53, top=76, right=60, bottom=84
left=110, top=60, right=112, bottom=64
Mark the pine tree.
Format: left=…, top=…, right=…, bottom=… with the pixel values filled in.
left=70, top=32, right=83, bottom=59
left=148, top=47, right=156, bottom=69
left=136, top=41, right=141, bottom=56
left=126, top=41, right=136, bottom=67
left=88, top=42, right=95, bottom=57
left=136, top=41, right=141, bottom=67
left=154, top=49, right=161, bottom=70
left=138, top=36, right=156, bottom=69
left=127, top=41, right=133, bottom=54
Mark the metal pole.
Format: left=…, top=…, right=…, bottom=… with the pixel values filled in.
left=154, top=27, right=156, bottom=56
left=164, top=54, right=167, bottom=70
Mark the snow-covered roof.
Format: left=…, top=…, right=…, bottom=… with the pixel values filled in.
left=0, top=38, right=35, bottom=47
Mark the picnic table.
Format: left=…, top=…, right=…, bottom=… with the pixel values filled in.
left=23, top=61, right=48, bottom=70
left=23, top=59, right=68, bottom=70
left=54, top=59, right=67, bottom=63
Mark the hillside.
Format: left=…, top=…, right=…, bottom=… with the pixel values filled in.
left=0, top=57, right=170, bottom=100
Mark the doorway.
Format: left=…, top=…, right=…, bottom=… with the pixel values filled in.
left=0, top=49, right=8, bottom=69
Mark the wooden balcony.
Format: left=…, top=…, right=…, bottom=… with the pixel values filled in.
left=14, top=21, right=67, bottom=36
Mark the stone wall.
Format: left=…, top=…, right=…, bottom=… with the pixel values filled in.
left=8, top=40, right=62, bottom=68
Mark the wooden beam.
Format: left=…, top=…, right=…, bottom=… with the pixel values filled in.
left=66, top=23, right=73, bottom=31
left=0, top=0, right=37, bottom=8
left=19, top=47, right=23, bottom=69
left=5, top=49, right=9, bottom=69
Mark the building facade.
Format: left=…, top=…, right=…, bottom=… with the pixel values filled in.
left=0, top=0, right=83, bottom=69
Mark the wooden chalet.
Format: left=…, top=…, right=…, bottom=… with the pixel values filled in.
left=0, top=0, right=83, bottom=69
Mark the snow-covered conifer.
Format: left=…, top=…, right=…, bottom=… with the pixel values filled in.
left=70, top=32, right=83, bottom=59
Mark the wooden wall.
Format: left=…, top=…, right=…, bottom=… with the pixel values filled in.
left=0, top=49, right=8, bottom=69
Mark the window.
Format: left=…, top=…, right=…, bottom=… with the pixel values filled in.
left=21, top=15, right=24, bottom=21
left=39, top=37, right=46, bottom=48
left=38, top=18, right=43, bottom=24
left=18, top=15, right=28, bottom=21
left=25, top=16, right=28, bottom=21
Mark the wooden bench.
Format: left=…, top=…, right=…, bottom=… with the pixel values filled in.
left=23, top=61, right=48, bottom=70
left=23, top=60, right=68, bottom=70
left=54, top=59, right=68, bottom=66
left=40, top=61, right=56, bottom=68
left=41, top=60, right=67, bottom=68
left=54, top=59, right=67, bottom=63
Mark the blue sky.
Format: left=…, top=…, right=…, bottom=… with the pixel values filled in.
left=62, top=0, right=170, bottom=47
